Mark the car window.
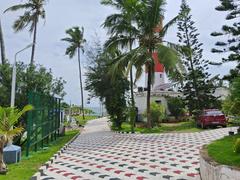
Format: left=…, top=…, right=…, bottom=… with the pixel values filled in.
left=205, top=111, right=223, bottom=115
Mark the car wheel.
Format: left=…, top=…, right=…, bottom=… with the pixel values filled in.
left=201, top=123, right=206, bottom=129
left=222, top=125, right=227, bottom=128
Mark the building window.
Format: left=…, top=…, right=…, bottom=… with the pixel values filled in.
left=160, top=74, right=162, bottom=78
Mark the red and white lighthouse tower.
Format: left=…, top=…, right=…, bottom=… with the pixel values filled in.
left=145, top=52, right=166, bottom=91
left=145, top=21, right=167, bottom=91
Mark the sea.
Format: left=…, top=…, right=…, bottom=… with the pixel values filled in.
left=88, top=106, right=107, bottom=116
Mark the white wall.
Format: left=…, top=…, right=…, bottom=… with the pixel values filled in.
left=214, top=87, right=230, bottom=100
left=134, top=91, right=181, bottom=115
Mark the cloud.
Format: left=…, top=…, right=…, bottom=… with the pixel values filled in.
left=0, top=0, right=235, bottom=106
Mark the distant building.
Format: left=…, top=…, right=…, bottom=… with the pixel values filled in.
left=135, top=51, right=180, bottom=114
left=135, top=54, right=229, bottom=114
left=214, top=87, right=230, bottom=100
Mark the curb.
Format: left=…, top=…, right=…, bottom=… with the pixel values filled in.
left=30, top=131, right=80, bottom=180
left=200, top=144, right=240, bottom=180
left=115, top=131, right=141, bottom=134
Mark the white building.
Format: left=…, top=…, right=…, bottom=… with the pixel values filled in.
left=135, top=52, right=181, bottom=114
left=135, top=53, right=229, bottom=114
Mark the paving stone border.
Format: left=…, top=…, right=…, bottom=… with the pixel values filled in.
left=30, top=132, right=81, bottom=180
left=200, top=145, right=240, bottom=180
left=115, top=131, right=141, bottom=134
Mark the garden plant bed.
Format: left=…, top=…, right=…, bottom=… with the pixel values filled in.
left=0, top=130, right=79, bottom=180
left=200, top=134, right=240, bottom=180
left=119, top=121, right=203, bottom=134
left=74, top=115, right=98, bottom=126
left=208, top=134, right=240, bottom=167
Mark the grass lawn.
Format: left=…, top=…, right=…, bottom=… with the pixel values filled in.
left=120, top=121, right=202, bottom=133
left=208, top=134, right=240, bottom=168
left=0, top=130, right=79, bottom=180
left=74, top=115, right=98, bottom=126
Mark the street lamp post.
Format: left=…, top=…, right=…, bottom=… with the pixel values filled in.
left=10, top=43, right=34, bottom=108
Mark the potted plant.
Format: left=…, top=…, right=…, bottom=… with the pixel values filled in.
left=0, top=105, right=33, bottom=174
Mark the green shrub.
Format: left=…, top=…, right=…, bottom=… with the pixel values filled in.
left=234, top=138, right=240, bottom=154
left=145, top=102, right=166, bottom=126
left=223, top=78, right=240, bottom=117
left=167, top=97, right=185, bottom=120
left=63, top=120, right=71, bottom=127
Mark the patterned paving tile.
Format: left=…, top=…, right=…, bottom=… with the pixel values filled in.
left=40, top=127, right=237, bottom=180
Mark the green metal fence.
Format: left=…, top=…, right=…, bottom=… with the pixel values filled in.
left=26, top=92, right=61, bottom=157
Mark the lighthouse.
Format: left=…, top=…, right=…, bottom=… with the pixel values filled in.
left=145, top=52, right=166, bottom=91
left=135, top=20, right=182, bottom=114
left=144, top=20, right=169, bottom=91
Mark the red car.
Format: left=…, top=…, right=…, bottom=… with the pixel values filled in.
left=197, top=109, right=227, bottom=129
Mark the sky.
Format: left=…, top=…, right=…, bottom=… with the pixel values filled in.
left=0, top=0, right=236, bottom=107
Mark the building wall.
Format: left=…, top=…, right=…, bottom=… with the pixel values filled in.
left=135, top=87, right=229, bottom=116
left=135, top=95, right=169, bottom=114
left=214, top=87, right=230, bottom=100
left=134, top=91, right=184, bottom=115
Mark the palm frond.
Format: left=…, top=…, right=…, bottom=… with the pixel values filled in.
left=101, top=0, right=125, bottom=10
left=135, top=66, right=144, bottom=83
left=62, top=26, right=86, bottom=58
left=6, top=127, right=24, bottom=138
left=61, top=37, right=75, bottom=43
left=29, top=15, right=38, bottom=33
left=0, top=105, right=32, bottom=139
left=160, top=15, right=179, bottom=37
left=139, top=0, right=166, bottom=33
left=5, top=1, right=46, bottom=33
left=155, top=43, right=179, bottom=74
left=104, top=35, right=132, bottom=50
left=109, top=52, right=129, bottom=80
left=102, top=13, right=124, bottom=29
left=65, top=45, right=78, bottom=59
left=14, top=105, right=34, bottom=123
left=4, top=4, right=33, bottom=13
left=13, top=12, right=32, bottom=32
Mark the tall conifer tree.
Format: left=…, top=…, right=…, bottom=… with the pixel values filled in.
left=177, top=0, right=217, bottom=116
left=211, top=0, right=240, bottom=81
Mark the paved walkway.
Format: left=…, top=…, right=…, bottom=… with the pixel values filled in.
left=40, top=118, right=236, bottom=180
left=81, top=118, right=111, bottom=134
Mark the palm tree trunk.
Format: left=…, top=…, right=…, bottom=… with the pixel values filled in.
left=146, top=64, right=152, bottom=128
left=130, top=66, right=136, bottom=132
left=78, top=48, right=85, bottom=120
left=0, top=137, right=7, bottom=174
left=0, top=19, right=6, bottom=65
left=30, top=18, right=38, bottom=65
left=129, top=38, right=136, bottom=132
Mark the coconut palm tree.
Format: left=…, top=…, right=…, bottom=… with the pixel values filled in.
left=5, top=0, right=46, bottom=65
left=0, top=105, right=33, bottom=174
left=108, top=0, right=182, bottom=128
left=62, top=27, right=86, bottom=120
left=101, top=0, right=142, bottom=132
left=0, top=18, right=6, bottom=65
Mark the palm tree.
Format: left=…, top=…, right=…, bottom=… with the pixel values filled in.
left=0, top=18, right=6, bottom=65
left=0, top=105, right=33, bottom=174
left=62, top=27, right=86, bottom=120
left=101, top=0, right=142, bottom=132
left=5, top=0, right=46, bottom=65
left=109, top=0, right=182, bottom=128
